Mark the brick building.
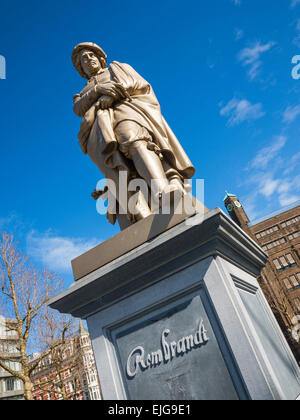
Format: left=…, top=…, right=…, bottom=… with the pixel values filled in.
left=29, top=321, right=101, bottom=400
left=0, top=318, right=24, bottom=400
left=224, top=194, right=300, bottom=362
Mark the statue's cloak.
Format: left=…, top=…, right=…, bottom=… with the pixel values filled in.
left=77, top=61, right=195, bottom=179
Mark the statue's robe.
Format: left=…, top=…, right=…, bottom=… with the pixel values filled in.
left=73, top=62, right=195, bottom=225
left=74, top=61, right=195, bottom=177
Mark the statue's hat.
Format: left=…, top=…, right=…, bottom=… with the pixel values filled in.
left=72, top=42, right=107, bottom=79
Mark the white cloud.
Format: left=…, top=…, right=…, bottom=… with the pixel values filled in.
left=220, top=98, right=265, bottom=126
left=279, top=194, right=300, bottom=207
left=241, top=136, right=300, bottom=217
left=259, top=177, right=280, bottom=198
left=26, top=231, right=100, bottom=272
left=276, top=179, right=300, bottom=207
left=250, top=135, right=287, bottom=169
left=238, top=41, right=275, bottom=80
left=283, top=105, right=300, bottom=123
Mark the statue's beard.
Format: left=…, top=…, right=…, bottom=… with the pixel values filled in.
left=86, top=61, right=100, bottom=76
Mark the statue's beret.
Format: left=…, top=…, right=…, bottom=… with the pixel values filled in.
left=72, top=42, right=107, bottom=79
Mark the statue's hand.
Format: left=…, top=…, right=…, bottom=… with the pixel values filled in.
left=97, top=95, right=115, bottom=110
left=97, top=82, right=119, bottom=98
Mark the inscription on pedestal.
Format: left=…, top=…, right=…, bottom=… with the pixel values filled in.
left=126, top=319, right=209, bottom=378
left=114, top=294, right=239, bottom=400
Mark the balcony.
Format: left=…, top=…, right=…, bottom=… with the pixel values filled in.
left=0, top=389, right=24, bottom=400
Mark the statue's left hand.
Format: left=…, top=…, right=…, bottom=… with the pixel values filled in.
left=97, top=95, right=114, bottom=110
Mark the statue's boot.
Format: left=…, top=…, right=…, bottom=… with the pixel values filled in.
left=128, top=189, right=152, bottom=221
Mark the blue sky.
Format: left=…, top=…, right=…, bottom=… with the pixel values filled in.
left=0, top=0, right=300, bottom=284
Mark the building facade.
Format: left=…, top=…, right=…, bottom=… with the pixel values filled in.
left=224, top=194, right=300, bottom=362
left=29, top=322, right=101, bottom=400
left=0, top=318, right=24, bottom=400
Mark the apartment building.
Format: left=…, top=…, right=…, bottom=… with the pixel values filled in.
left=0, top=318, right=24, bottom=400
left=30, top=321, right=101, bottom=400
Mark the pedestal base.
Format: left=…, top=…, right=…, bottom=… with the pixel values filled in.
left=49, top=209, right=300, bottom=400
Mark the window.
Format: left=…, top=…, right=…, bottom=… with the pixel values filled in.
left=281, top=215, right=300, bottom=228
left=68, top=381, right=75, bottom=393
left=90, top=386, right=100, bottom=400
left=1, top=377, right=22, bottom=392
left=6, top=328, right=17, bottom=337
left=3, top=361, right=21, bottom=371
left=273, top=253, right=297, bottom=271
left=283, top=272, right=300, bottom=290
left=262, top=237, right=286, bottom=251
left=0, top=323, right=18, bottom=338
left=286, top=253, right=296, bottom=265
left=288, top=231, right=300, bottom=241
left=294, top=298, right=300, bottom=311
left=89, top=372, right=96, bottom=384
left=80, top=336, right=89, bottom=347
left=0, top=342, right=19, bottom=353
left=283, top=278, right=293, bottom=290
left=256, top=225, right=279, bottom=239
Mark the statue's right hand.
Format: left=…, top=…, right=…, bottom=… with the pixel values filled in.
left=97, top=82, right=118, bottom=98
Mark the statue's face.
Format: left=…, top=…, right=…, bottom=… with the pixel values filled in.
left=80, top=49, right=101, bottom=78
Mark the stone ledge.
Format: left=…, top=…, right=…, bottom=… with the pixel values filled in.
left=72, top=200, right=208, bottom=281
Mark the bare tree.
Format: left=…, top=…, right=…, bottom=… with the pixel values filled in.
left=30, top=308, right=79, bottom=400
left=0, top=232, right=71, bottom=400
left=30, top=343, right=82, bottom=400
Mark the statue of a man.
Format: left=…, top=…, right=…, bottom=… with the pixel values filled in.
left=72, top=42, right=195, bottom=229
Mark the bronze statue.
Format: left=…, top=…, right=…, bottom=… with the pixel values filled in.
left=72, top=42, right=195, bottom=229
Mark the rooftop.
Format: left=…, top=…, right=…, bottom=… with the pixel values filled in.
left=249, top=200, right=300, bottom=227
left=223, top=191, right=236, bottom=202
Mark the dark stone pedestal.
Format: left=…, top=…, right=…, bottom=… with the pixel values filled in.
left=49, top=209, right=300, bottom=400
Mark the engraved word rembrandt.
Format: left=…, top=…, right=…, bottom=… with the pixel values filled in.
left=126, top=319, right=209, bottom=378
left=72, top=42, right=195, bottom=229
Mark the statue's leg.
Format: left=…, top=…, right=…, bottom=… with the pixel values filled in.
left=130, top=141, right=170, bottom=199
left=87, top=120, right=152, bottom=225
left=115, top=121, right=170, bottom=201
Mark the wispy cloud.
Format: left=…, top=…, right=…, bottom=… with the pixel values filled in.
left=0, top=213, right=23, bottom=231
left=283, top=152, right=300, bottom=175
left=258, top=176, right=280, bottom=198
left=234, top=28, right=244, bottom=41
left=249, top=135, right=287, bottom=169
left=279, top=194, right=300, bottom=206
left=238, top=41, right=275, bottom=80
left=26, top=231, right=100, bottom=273
left=283, top=105, right=300, bottom=124
left=0, top=216, right=12, bottom=230
left=220, top=98, right=265, bottom=126
left=291, top=0, right=300, bottom=8
left=232, top=0, right=241, bottom=5
left=242, top=136, right=300, bottom=218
